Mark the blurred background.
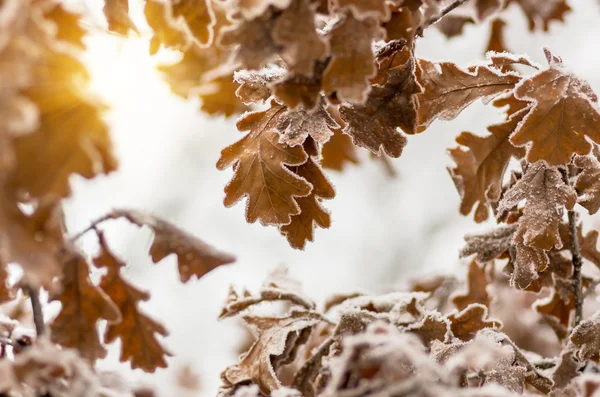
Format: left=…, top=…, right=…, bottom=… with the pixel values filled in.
left=56, top=1, right=600, bottom=395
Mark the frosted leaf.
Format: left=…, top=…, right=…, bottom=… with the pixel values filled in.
left=571, top=311, right=600, bottom=361
left=509, top=0, right=570, bottom=32
left=220, top=266, right=315, bottom=318
left=447, top=304, right=501, bottom=341
left=232, top=0, right=292, bottom=20
left=277, top=101, right=338, bottom=147
left=332, top=0, right=390, bottom=21
left=510, top=49, right=600, bottom=165
left=510, top=228, right=549, bottom=289
left=498, top=161, right=576, bottom=251
left=485, top=51, right=539, bottom=71
left=574, top=154, right=600, bottom=215
left=451, top=260, right=491, bottom=311
left=234, top=67, right=285, bottom=105
left=460, top=224, right=517, bottom=264
left=552, top=349, right=582, bottom=390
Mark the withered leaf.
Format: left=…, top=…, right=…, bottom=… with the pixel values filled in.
left=10, top=51, right=116, bottom=199
left=280, top=157, right=335, bottom=250
left=552, top=349, right=581, bottom=390
left=460, top=224, right=517, bottom=264
left=333, top=0, right=390, bottom=21
left=407, top=312, right=451, bottom=345
left=448, top=304, right=501, bottom=341
left=436, top=15, right=474, bottom=38
left=277, top=102, right=338, bottom=147
left=475, top=0, right=502, bottom=21
left=510, top=229, right=549, bottom=289
left=235, top=67, right=285, bottom=105
left=339, top=43, right=415, bottom=157
left=415, top=59, right=520, bottom=130
left=145, top=0, right=188, bottom=53
left=109, top=209, right=235, bottom=282
left=498, top=161, right=576, bottom=250
left=196, top=71, right=247, bottom=117
left=171, top=0, right=215, bottom=47
left=508, top=0, right=571, bottom=32
left=222, top=310, right=321, bottom=393
left=233, top=0, right=292, bottom=19
left=574, top=154, right=600, bottom=215
left=322, top=13, right=383, bottom=104
left=220, top=267, right=315, bottom=319
left=273, top=0, right=327, bottom=76
left=44, top=3, right=86, bottom=48
left=510, top=49, right=600, bottom=165
left=95, top=235, right=171, bottom=372
left=571, top=311, right=600, bottom=361
left=272, top=65, right=325, bottom=110
left=104, top=0, right=139, bottom=35
left=321, top=128, right=360, bottom=172
left=451, top=260, right=490, bottom=311
left=217, top=104, right=312, bottom=225
left=448, top=108, right=526, bottom=222
left=534, top=276, right=573, bottom=340
left=50, top=249, right=121, bottom=361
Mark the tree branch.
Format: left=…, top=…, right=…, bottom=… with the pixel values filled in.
left=25, top=285, right=45, bottom=336
left=415, top=0, right=472, bottom=37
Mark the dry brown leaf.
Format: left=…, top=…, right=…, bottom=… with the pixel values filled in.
left=460, top=224, right=516, bottom=264
left=415, top=58, right=520, bottom=130
left=277, top=103, right=338, bottom=147
left=44, top=3, right=86, bottom=48
left=436, top=15, right=474, bottom=38
left=280, top=157, right=335, bottom=250
left=197, top=72, right=247, bottom=117
left=475, top=0, right=502, bottom=21
left=222, top=310, right=321, bottom=393
left=339, top=43, right=416, bottom=157
left=272, top=64, right=325, bottom=110
left=273, top=0, right=327, bottom=76
left=508, top=0, right=571, bottom=32
left=510, top=49, right=600, bottom=165
left=407, top=312, right=451, bottom=345
left=486, top=18, right=508, bottom=56
left=571, top=310, right=600, bottom=361
left=233, top=0, right=292, bottom=19
left=95, top=234, right=171, bottom=372
left=321, top=128, right=360, bottom=172
left=109, top=209, right=235, bottom=282
left=333, top=0, right=390, bottom=21
left=574, top=154, right=600, bottom=215
left=510, top=229, right=549, bottom=289
left=172, top=0, right=215, bottom=47
left=322, top=13, right=383, bottom=104
left=451, top=260, right=490, bottom=311
left=104, top=0, right=139, bottom=35
left=217, top=104, right=312, bottom=226
left=235, top=67, right=284, bottom=105
left=145, top=0, right=188, bottom=53
left=385, top=4, right=423, bottom=42
left=448, top=304, right=501, bottom=341
left=448, top=108, right=526, bottom=223
left=534, top=277, right=573, bottom=340
left=50, top=249, right=121, bottom=361
left=498, top=162, right=576, bottom=251
left=552, top=349, right=581, bottom=390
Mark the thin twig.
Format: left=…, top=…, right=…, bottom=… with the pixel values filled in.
left=562, top=169, right=584, bottom=327
left=69, top=213, right=116, bottom=242
left=415, top=0, right=472, bottom=37
left=25, top=285, right=45, bottom=336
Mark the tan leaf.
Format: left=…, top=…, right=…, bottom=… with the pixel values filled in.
left=460, top=224, right=516, bottom=264
left=197, top=72, right=247, bottom=117
left=95, top=234, right=171, bottom=372
left=271, top=61, right=327, bottom=110
left=475, top=0, right=502, bottom=21
left=104, top=0, right=139, bottom=35
left=571, top=311, right=600, bottom=361
left=384, top=4, right=423, bottom=42
left=448, top=303, right=501, bottom=341
left=277, top=102, right=338, bottom=147
left=448, top=108, right=526, bottom=223
left=280, top=157, right=335, bottom=249
left=498, top=162, right=576, bottom=250
left=333, top=0, right=390, bottom=21
left=435, top=15, right=474, bottom=38
left=508, top=0, right=570, bottom=32
left=50, top=249, right=121, bottom=361
left=322, top=13, right=383, bottom=104
left=217, top=104, right=312, bottom=225
left=510, top=49, right=600, bottom=165
left=574, top=154, right=600, bottom=215
left=407, top=312, right=451, bottom=345
left=222, top=310, right=322, bottom=393
left=534, top=276, right=573, bottom=339
left=510, top=229, right=549, bottom=289
left=44, top=3, right=86, bottom=48
left=273, top=0, right=327, bottom=76
left=339, top=43, right=415, bottom=157
left=415, top=58, right=520, bottom=130
left=109, top=209, right=235, bottom=282
left=486, top=18, right=508, bottom=55
left=451, top=260, right=491, bottom=311
left=321, top=128, right=360, bottom=172
left=145, top=0, right=188, bottom=53
left=172, top=0, right=215, bottom=47
left=220, top=267, right=315, bottom=319
left=234, top=67, right=284, bottom=105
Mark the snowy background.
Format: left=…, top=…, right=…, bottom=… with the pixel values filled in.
left=57, top=1, right=600, bottom=395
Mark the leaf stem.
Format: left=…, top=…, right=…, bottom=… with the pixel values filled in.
left=415, top=0, right=472, bottom=37
left=563, top=169, right=584, bottom=327
left=26, top=285, right=45, bottom=336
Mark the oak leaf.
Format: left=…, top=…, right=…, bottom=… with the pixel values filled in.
left=339, top=43, right=415, bottom=157
left=574, top=154, right=600, bottom=215
left=109, top=209, right=235, bottom=282
left=510, top=229, right=549, bottom=289
left=273, top=0, right=327, bottom=76
left=498, top=162, right=576, bottom=251
left=280, top=157, right=335, bottom=249
left=50, top=249, right=121, bottom=361
left=451, top=260, right=490, bottom=311
left=277, top=102, right=338, bottom=147
left=448, top=304, right=501, bottom=341
left=534, top=276, right=574, bottom=340
left=415, top=58, right=520, bottom=130
left=171, top=0, right=215, bottom=47
left=235, top=67, right=285, bottom=105
left=95, top=234, right=171, bottom=372
left=460, top=224, right=516, bottom=264
left=104, top=0, right=139, bottom=35
left=271, top=61, right=327, bottom=110
left=508, top=0, right=571, bottom=32
left=571, top=310, right=600, bottom=361
left=333, top=0, right=390, bottom=21
left=448, top=108, right=526, bottom=222
left=510, top=49, right=600, bottom=165
left=222, top=310, right=322, bottom=393
left=321, top=128, right=360, bottom=171
left=322, top=13, right=383, bottom=104
left=217, top=104, right=312, bottom=225
left=475, top=0, right=503, bottom=21
left=233, top=0, right=292, bottom=19
left=44, top=3, right=86, bottom=48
